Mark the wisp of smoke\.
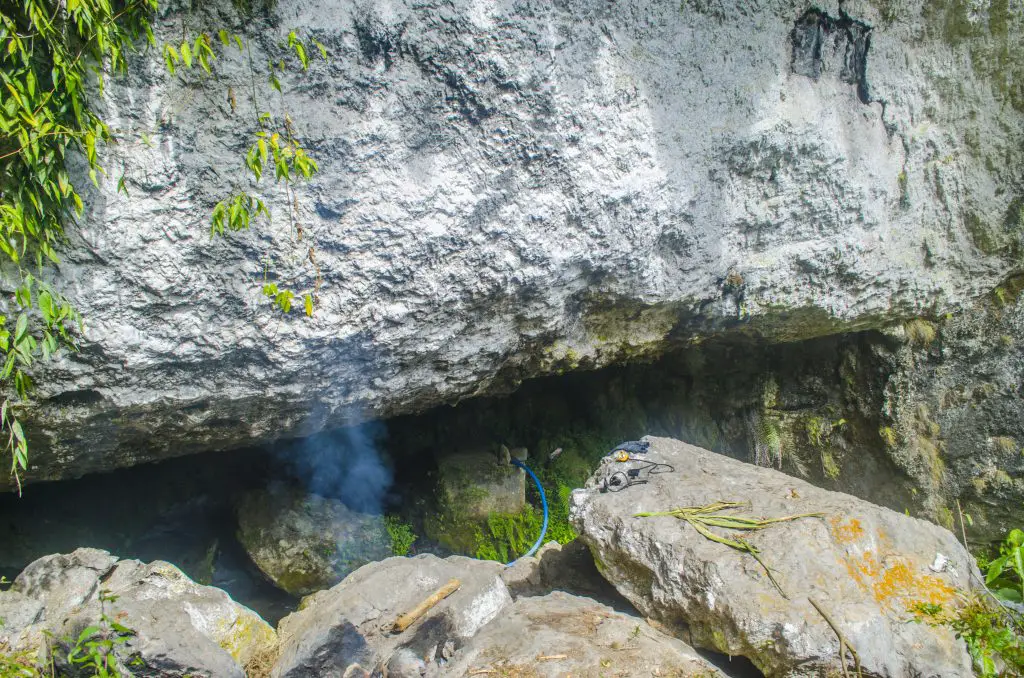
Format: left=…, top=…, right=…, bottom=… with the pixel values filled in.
left=286, top=420, right=393, bottom=515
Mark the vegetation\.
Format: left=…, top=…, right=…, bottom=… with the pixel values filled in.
left=0, top=0, right=326, bottom=489
left=636, top=501, right=823, bottom=598
left=472, top=507, right=545, bottom=563
left=0, top=589, right=137, bottom=677
left=914, top=527, right=1024, bottom=676
left=904, top=318, right=938, bottom=347
left=983, top=528, right=1024, bottom=603
left=384, top=514, right=417, bottom=556
left=914, top=594, right=1024, bottom=676
left=0, top=0, right=148, bottom=491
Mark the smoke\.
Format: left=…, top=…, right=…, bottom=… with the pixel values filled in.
left=285, top=420, right=393, bottom=515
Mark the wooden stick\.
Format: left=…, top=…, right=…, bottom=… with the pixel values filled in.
left=808, top=597, right=862, bottom=678
left=390, top=578, right=461, bottom=634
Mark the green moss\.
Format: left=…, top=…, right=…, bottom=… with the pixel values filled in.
left=990, top=436, right=1019, bottom=456
left=924, top=0, right=1024, bottom=112
left=904, top=318, right=938, bottom=348
left=965, top=212, right=1004, bottom=255
left=473, top=507, right=546, bottom=562
left=215, top=613, right=276, bottom=666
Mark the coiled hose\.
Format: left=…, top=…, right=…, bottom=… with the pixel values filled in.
left=507, top=457, right=548, bottom=565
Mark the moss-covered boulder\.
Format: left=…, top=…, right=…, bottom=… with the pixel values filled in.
left=236, top=487, right=391, bottom=596
left=437, top=447, right=527, bottom=519
left=424, top=447, right=529, bottom=555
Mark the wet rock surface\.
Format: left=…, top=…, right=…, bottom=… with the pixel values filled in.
left=0, top=548, right=275, bottom=678
left=236, top=487, right=392, bottom=596
left=570, top=436, right=977, bottom=677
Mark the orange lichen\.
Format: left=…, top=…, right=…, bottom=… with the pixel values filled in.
left=829, top=516, right=865, bottom=545
left=842, top=548, right=878, bottom=590
left=829, top=516, right=956, bottom=614
left=843, top=549, right=956, bottom=612
left=872, top=558, right=956, bottom=609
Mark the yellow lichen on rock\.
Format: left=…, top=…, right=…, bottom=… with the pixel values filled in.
left=829, top=517, right=865, bottom=545
left=214, top=611, right=277, bottom=668
left=829, top=517, right=957, bottom=612
left=868, top=557, right=956, bottom=610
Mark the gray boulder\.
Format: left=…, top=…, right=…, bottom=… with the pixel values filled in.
left=0, top=548, right=276, bottom=678
left=236, top=487, right=392, bottom=596
left=9, top=0, right=1023, bottom=487
left=272, top=554, right=512, bottom=678
left=272, top=551, right=731, bottom=678
left=442, top=590, right=726, bottom=678
left=570, top=436, right=977, bottom=677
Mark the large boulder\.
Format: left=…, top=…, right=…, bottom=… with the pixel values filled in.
left=442, top=590, right=726, bottom=678
left=0, top=548, right=276, bottom=678
left=271, top=554, right=512, bottom=678
left=236, top=487, right=392, bottom=596
left=10, top=0, right=1024, bottom=487
left=424, top=446, right=530, bottom=554
left=271, top=552, right=729, bottom=678
left=570, top=436, right=978, bottom=677
left=436, top=447, right=527, bottom=520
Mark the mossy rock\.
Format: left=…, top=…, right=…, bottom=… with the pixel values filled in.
left=435, top=449, right=526, bottom=519
left=236, top=487, right=391, bottom=596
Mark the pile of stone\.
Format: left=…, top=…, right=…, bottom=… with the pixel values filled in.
left=0, top=437, right=982, bottom=677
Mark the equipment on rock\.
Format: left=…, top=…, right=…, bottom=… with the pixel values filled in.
left=611, top=440, right=650, bottom=456
left=600, top=454, right=675, bottom=493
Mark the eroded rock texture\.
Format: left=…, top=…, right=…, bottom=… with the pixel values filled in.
left=271, top=554, right=511, bottom=677
left=10, top=0, right=1024, bottom=486
left=0, top=548, right=275, bottom=677
left=570, top=436, right=977, bottom=677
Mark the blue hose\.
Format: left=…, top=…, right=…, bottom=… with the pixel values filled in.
left=508, top=457, right=548, bottom=565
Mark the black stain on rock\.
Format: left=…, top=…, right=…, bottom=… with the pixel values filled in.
left=791, top=7, right=873, bottom=104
